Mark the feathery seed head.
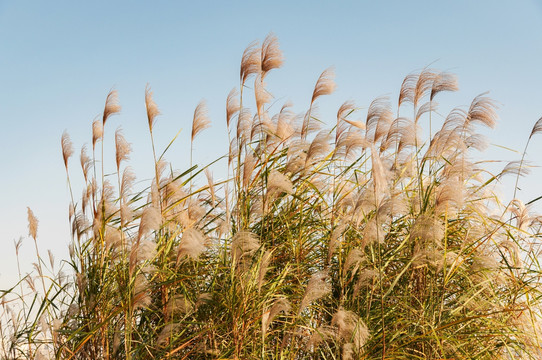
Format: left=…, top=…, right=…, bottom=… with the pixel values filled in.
left=305, top=130, right=331, bottom=167
left=344, top=248, right=365, bottom=275
left=115, top=128, right=131, bottom=171
left=311, top=67, right=336, bottom=104
left=466, top=93, right=498, bottom=129
left=398, top=73, right=418, bottom=108
left=366, top=96, right=393, bottom=143
left=145, top=85, right=160, bottom=132
left=258, top=249, right=273, bottom=290
left=502, top=160, right=532, bottom=178
left=411, top=215, right=445, bottom=245
left=299, top=270, right=331, bottom=313
left=226, top=87, right=240, bottom=128
left=231, top=231, right=260, bottom=261
left=530, top=117, right=542, bottom=139
left=370, top=145, right=389, bottom=198
left=431, top=71, right=459, bottom=100
left=336, top=100, right=357, bottom=143
left=191, top=100, right=211, bottom=141
left=240, top=40, right=261, bottom=85
left=80, top=145, right=92, bottom=182
left=267, top=170, right=293, bottom=197
left=177, top=227, right=207, bottom=262
left=362, top=217, right=385, bottom=246
left=102, top=90, right=121, bottom=126
left=261, top=33, right=283, bottom=77
left=414, top=69, right=436, bottom=107
left=133, top=274, right=151, bottom=309
left=255, top=75, right=272, bottom=120
left=166, top=295, right=193, bottom=316
left=92, top=119, right=103, bottom=150
left=61, top=131, right=74, bottom=170
left=307, top=326, right=336, bottom=352
left=332, top=308, right=369, bottom=349
left=262, top=297, right=291, bottom=337
left=120, top=167, right=136, bottom=199
left=27, top=207, right=38, bottom=240
left=243, top=152, right=256, bottom=189
left=137, top=206, right=161, bottom=241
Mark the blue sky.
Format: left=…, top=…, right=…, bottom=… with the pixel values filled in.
left=1, top=0, right=542, bottom=288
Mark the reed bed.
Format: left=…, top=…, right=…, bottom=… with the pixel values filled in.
left=2, top=34, right=542, bottom=359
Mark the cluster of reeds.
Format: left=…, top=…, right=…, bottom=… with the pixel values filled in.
left=2, top=34, right=542, bottom=359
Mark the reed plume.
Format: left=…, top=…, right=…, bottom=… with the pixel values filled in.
left=261, top=33, right=283, bottom=78
left=102, top=89, right=121, bottom=126
left=226, top=87, right=240, bottom=128
left=145, top=85, right=160, bottom=132
left=92, top=119, right=103, bottom=150
left=61, top=131, right=74, bottom=171
left=4, top=35, right=542, bottom=360
left=27, top=207, right=38, bottom=241
left=240, top=40, right=261, bottom=86
left=191, top=100, right=210, bottom=141
left=115, top=128, right=131, bottom=171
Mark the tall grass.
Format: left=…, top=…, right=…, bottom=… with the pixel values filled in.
left=2, top=34, right=542, bottom=359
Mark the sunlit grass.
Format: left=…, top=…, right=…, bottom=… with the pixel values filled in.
left=2, top=34, right=542, bottom=359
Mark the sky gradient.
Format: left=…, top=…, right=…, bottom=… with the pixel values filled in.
left=1, top=0, right=542, bottom=288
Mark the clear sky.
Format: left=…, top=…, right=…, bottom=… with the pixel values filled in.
left=1, top=0, right=542, bottom=288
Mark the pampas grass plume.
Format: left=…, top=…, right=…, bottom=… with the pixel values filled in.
left=191, top=100, right=211, bottom=141
left=137, top=206, right=161, bottom=241
left=61, top=131, right=74, bottom=170
left=299, top=270, right=331, bottom=313
left=226, top=87, right=240, bottom=128
left=177, top=227, right=206, bottom=261
left=27, top=207, right=38, bottom=240
left=115, top=128, right=131, bottom=171
left=311, top=67, right=336, bottom=104
left=240, top=40, right=261, bottom=85
left=231, top=231, right=260, bottom=261
left=92, top=119, right=103, bottom=150
left=145, top=85, right=160, bottom=132
left=102, top=90, right=121, bottom=126
left=261, top=33, right=283, bottom=77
